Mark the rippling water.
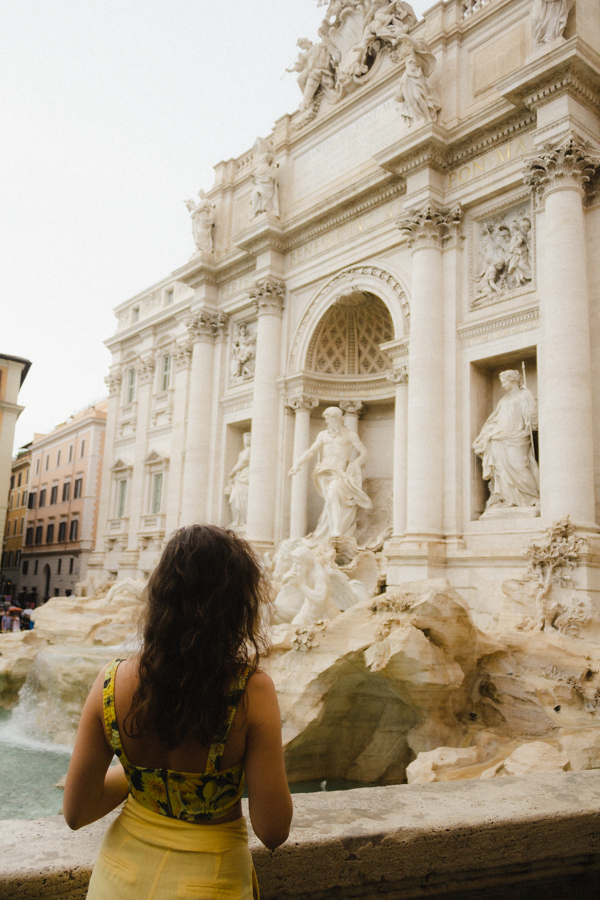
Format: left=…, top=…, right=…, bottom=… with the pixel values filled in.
left=0, top=707, right=71, bottom=819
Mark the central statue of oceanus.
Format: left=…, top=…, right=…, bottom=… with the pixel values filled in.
left=289, top=406, right=372, bottom=543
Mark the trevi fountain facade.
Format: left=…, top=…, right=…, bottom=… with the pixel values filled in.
left=3, top=0, right=600, bottom=796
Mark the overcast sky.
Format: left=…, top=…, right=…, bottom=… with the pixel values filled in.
left=2, top=0, right=429, bottom=452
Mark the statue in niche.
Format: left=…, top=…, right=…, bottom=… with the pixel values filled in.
left=475, top=211, right=532, bottom=300
left=185, top=190, right=215, bottom=254
left=251, top=138, right=280, bottom=217
left=225, top=433, right=251, bottom=530
left=473, top=370, right=540, bottom=513
left=532, top=0, right=574, bottom=47
left=271, top=539, right=369, bottom=626
left=395, top=37, right=441, bottom=125
left=286, top=37, right=337, bottom=110
left=230, top=322, right=256, bottom=380
left=289, top=406, right=372, bottom=543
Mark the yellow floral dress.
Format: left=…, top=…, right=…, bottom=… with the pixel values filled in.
left=102, top=659, right=252, bottom=821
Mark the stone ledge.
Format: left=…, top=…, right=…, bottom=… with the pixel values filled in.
left=1, top=773, right=600, bottom=899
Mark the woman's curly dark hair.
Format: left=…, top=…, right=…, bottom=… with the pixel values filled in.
left=125, top=524, right=271, bottom=749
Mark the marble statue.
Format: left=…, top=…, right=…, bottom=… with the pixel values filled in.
left=225, top=433, right=251, bottom=530
left=271, top=539, right=369, bottom=626
left=230, top=322, right=256, bottom=380
left=287, top=37, right=337, bottom=110
left=395, top=37, right=441, bottom=125
left=532, top=0, right=574, bottom=47
left=289, top=407, right=372, bottom=543
left=251, top=137, right=280, bottom=217
left=185, top=190, right=215, bottom=253
left=475, top=210, right=532, bottom=299
left=473, top=370, right=540, bottom=512
left=363, top=0, right=418, bottom=46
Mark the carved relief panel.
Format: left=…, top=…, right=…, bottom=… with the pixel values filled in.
left=229, top=319, right=258, bottom=385
left=470, top=198, right=534, bottom=309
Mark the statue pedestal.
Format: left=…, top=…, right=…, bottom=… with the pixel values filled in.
left=480, top=506, right=540, bottom=520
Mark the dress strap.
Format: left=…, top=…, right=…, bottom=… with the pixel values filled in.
left=102, top=658, right=127, bottom=760
left=205, top=666, right=252, bottom=775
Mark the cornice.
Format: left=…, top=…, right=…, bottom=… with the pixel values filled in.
left=283, top=372, right=395, bottom=402
left=458, top=305, right=539, bottom=346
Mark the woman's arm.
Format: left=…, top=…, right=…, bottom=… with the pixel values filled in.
left=244, top=671, right=293, bottom=850
left=63, top=668, right=129, bottom=830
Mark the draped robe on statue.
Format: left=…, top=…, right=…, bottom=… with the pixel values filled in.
left=473, top=387, right=540, bottom=509
left=307, top=457, right=372, bottom=545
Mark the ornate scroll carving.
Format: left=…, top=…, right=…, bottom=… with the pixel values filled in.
left=186, top=311, right=229, bottom=343
left=136, top=356, right=156, bottom=385
left=397, top=204, right=463, bottom=248
left=524, top=137, right=600, bottom=196
left=250, top=279, right=286, bottom=315
left=287, top=394, right=320, bottom=413
left=386, top=366, right=408, bottom=385
left=105, top=372, right=122, bottom=396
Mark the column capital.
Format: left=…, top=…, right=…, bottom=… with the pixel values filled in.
left=104, top=371, right=122, bottom=396
left=387, top=366, right=409, bottom=385
left=286, top=393, right=319, bottom=413
left=339, top=400, right=364, bottom=417
left=524, top=136, right=600, bottom=198
left=397, top=204, right=462, bottom=249
left=173, top=341, right=193, bottom=371
left=186, top=310, right=229, bottom=343
left=136, top=355, right=156, bottom=385
left=250, top=278, right=285, bottom=315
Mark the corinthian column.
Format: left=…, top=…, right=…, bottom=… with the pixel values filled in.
left=387, top=367, right=409, bottom=536
left=165, top=341, right=192, bottom=534
left=180, top=311, right=225, bottom=524
left=287, top=394, right=319, bottom=539
left=525, top=137, right=600, bottom=528
left=245, top=279, right=285, bottom=548
left=397, top=205, right=461, bottom=540
left=126, top=355, right=155, bottom=555
left=339, top=400, right=364, bottom=434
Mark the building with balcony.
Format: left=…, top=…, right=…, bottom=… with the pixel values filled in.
left=0, top=447, right=31, bottom=600
left=0, top=354, right=31, bottom=555
left=21, top=402, right=107, bottom=600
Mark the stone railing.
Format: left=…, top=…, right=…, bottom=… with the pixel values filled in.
left=462, top=0, right=495, bottom=19
left=1, top=773, right=600, bottom=899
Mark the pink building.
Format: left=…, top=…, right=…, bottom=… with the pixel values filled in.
left=21, top=402, right=107, bottom=601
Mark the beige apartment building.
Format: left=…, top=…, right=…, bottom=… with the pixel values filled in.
left=0, top=354, right=31, bottom=550
left=0, top=448, right=32, bottom=600
left=21, top=401, right=107, bottom=601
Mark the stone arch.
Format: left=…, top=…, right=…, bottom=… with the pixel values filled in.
left=289, top=264, right=409, bottom=374
left=306, top=292, right=393, bottom=376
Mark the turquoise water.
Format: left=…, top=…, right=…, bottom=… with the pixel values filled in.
left=0, top=707, right=71, bottom=819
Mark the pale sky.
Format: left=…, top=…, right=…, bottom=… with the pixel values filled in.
left=2, top=0, right=429, bottom=452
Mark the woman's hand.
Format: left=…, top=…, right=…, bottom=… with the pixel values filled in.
left=63, top=668, right=129, bottom=830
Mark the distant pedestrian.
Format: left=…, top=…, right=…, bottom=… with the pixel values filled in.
left=1, top=612, right=11, bottom=633
left=11, top=615, right=20, bottom=633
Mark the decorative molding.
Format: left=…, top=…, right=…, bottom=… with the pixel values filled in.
left=523, top=71, right=600, bottom=117
left=105, top=372, right=122, bottom=397
left=173, top=341, right=193, bottom=371
left=386, top=366, right=409, bottom=385
left=220, top=392, right=254, bottom=416
left=186, top=311, right=229, bottom=343
left=446, top=118, right=536, bottom=170
left=136, top=356, right=156, bottom=385
left=250, top=279, right=286, bottom=316
left=339, top=400, right=365, bottom=417
left=397, top=204, right=463, bottom=249
left=284, top=372, right=395, bottom=403
left=458, top=306, right=539, bottom=347
left=524, top=136, right=600, bottom=197
left=286, top=394, right=320, bottom=413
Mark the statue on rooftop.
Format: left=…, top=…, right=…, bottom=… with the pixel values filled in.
left=251, top=137, right=280, bottom=217
left=225, top=433, right=251, bottom=530
left=286, top=37, right=337, bottom=110
left=185, top=190, right=215, bottom=254
left=395, top=36, right=441, bottom=125
left=532, top=0, right=574, bottom=47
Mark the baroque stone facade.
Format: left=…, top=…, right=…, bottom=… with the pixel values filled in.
left=88, top=0, right=600, bottom=618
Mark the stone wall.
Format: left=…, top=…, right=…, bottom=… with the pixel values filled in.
left=1, top=773, right=600, bottom=899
